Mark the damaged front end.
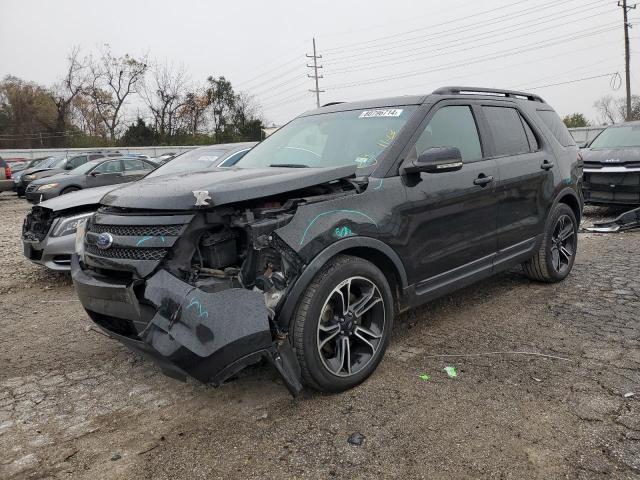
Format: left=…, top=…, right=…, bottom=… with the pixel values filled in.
left=72, top=172, right=358, bottom=396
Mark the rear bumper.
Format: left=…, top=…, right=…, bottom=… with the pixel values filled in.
left=71, top=256, right=302, bottom=394
left=0, top=179, right=14, bottom=192
left=23, top=234, right=74, bottom=271
left=583, top=169, right=640, bottom=205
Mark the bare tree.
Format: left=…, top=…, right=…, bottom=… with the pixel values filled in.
left=615, top=95, right=640, bottom=122
left=141, top=61, right=188, bottom=139
left=49, top=47, right=86, bottom=146
left=593, top=95, right=620, bottom=124
left=178, top=89, right=209, bottom=136
left=85, top=45, right=147, bottom=140
left=71, top=94, right=108, bottom=137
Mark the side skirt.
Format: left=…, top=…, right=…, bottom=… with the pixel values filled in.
left=402, top=235, right=541, bottom=310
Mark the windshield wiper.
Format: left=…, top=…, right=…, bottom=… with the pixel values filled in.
left=269, top=163, right=309, bottom=168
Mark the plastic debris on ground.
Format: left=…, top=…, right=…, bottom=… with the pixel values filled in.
left=444, top=366, right=458, bottom=378
left=419, top=373, right=430, bottom=381
left=348, top=433, right=365, bottom=446
left=624, top=392, right=635, bottom=398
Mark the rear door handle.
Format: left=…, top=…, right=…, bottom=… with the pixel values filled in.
left=473, top=174, right=494, bottom=187
left=541, top=160, right=554, bottom=170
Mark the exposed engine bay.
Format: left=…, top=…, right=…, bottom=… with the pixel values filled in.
left=166, top=177, right=359, bottom=330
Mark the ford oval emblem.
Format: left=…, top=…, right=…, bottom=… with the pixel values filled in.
left=96, top=232, right=114, bottom=250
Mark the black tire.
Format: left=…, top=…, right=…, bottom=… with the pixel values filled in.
left=61, top=186, right=80, bottom=195
left=292, top=255, right=394, bottom=392
left=523, top=203, right=578, bottom=283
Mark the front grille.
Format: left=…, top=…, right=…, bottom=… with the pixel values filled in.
left=22, top=207, right=54, bottom=241
left=91, top=224, right=183, bottom=236
left=588, top=172, right=640, bottom=186
left=86, top=244, right=168, bottom=261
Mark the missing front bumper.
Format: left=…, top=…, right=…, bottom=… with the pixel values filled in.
left=71, top=257, right=302, bottom=396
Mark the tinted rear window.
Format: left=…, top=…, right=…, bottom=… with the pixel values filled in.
left=483, top=106, right=530, bottom=156
left=537, top=110, right=575, bottom=147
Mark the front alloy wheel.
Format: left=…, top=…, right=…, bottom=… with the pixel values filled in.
left=292, top=255, right=393, bottom=392
left=317, top=276, right=385, bottom=377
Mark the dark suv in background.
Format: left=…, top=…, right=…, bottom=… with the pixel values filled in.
left=71, top=87, right=582, bottom=396
left=581, top=121, right=640, bottom=205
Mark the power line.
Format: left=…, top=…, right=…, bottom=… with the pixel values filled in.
left=324, top=0, right=610, bottom=70
left=327, top=12, right=616, bottom=77
left=323, top=25, right=618, bottom=91
left=519, top=72, right=620, bottom=91
left=322, top=0, right=535, bottom=54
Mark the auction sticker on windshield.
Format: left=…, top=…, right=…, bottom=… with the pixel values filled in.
left=359, top=109, right=404, bottom=118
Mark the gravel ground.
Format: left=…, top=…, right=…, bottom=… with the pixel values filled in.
left=0, top=191, right=639, bottom=479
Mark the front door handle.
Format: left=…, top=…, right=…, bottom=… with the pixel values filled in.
left=541, top=160, right=554, bottom=170
left=473, top=174, right=494, bottom=187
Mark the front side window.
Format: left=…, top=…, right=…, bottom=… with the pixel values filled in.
left=236, top=106, right=418, bottom=170
left=92, top=160, right=123, bottom=174
left=415, top=105, right=482, bottom=162
left=483, top=106, right=531, bottom=156
left=589, top=125, right=640, bottom=149
left=219, top=149, right=250, bottom=167
left=123, top=159, right=153, bottom=171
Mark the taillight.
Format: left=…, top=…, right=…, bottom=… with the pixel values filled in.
left=4, top=166, right=10, bottom=180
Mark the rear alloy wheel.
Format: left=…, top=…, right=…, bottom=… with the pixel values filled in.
left=292, top=255, right=393, bottom=392
left=550, top=214, right=576, bottom=276
left=523, top=203, right=578, bottom=283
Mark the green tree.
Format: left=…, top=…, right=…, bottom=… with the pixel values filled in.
left=206, top=76, right=235, bottom=140
left=120, top=118, right=157, bottom=146
left=563, top=113, right=590, bottom=128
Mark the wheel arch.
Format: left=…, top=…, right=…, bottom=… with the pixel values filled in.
left=554, top=187, right=582, bottom=223
left=61, top=185, right=82, bottom=194
left=277, top=237, right=408, bottom=330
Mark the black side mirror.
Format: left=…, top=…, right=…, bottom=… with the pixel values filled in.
left=402, top=146, right=463, bottom=175
left=65, top=164, right=74, bottom=170
left=90, top=171, right=101, bottom=176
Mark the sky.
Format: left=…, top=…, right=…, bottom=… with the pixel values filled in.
left=0, top=0, right=637, bottom=127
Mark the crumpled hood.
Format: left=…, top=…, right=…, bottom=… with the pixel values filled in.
left=101, top=165, right=357, bottom=210
left=38, top=185, right=116, bottom=212
left=582, top=147, right=640, bottom=165
left=22, top=166, right=57, bottom=176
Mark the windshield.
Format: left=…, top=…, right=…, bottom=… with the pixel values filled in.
left=590, top=125, right=640, bottom=149
left=37, top=155, right=67, bottom=169
left=146, top=148, right=229, bottom=178
left=236, top=107, right=417, bottom=170
left=52, top=156, right=71, bottom=168
left=69, top=160, right=102, bottom=175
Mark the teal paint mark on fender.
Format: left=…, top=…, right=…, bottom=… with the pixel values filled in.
left=299, top=209, right=377, bottom=246
left=372, top=178, right=384, bottom=190
left=334, top=225, right=353, bottom=238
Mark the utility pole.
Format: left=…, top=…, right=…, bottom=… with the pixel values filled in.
left=306, top=38, right=324, bottom=108
left=619, top=0, right=637, bottom=121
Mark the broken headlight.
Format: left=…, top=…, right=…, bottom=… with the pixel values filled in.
left=51, top=212, right=94, bottom=237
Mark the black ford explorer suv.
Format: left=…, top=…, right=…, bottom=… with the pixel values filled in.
left=71, top=87, right=582, bottom=396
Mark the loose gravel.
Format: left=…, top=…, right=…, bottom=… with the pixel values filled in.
left=1, top=192, right=638, bottom=479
